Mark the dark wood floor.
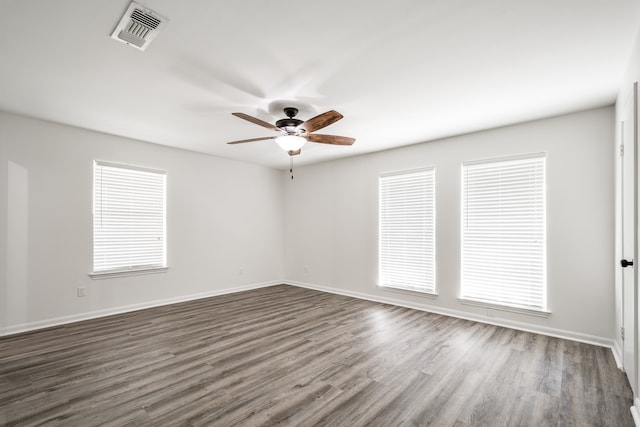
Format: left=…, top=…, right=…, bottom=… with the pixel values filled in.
left=0, top=285, right=633, bottom=426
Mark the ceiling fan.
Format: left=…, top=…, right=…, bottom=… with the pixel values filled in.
left=227, top=107, right=355, bottom=156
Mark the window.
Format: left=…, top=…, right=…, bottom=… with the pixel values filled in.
left=92, top=161, right=167, bottom=277
left=379, top=167, right=436, bottom=294
left=461, top=153, right=546, bottom=312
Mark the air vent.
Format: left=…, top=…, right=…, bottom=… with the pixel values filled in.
left=110, top=2, right=168, bottom=51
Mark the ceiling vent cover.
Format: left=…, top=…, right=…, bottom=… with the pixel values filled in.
left=110, top=2, right=168, bottom=51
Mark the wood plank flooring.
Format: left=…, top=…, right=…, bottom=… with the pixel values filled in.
left=0, top=285, right=634, bottom=426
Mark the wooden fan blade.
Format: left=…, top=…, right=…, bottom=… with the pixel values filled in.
left=227, top=136, right=275, bottom=145
left=232, top=112, right=280, bottom=132
left=298, top=110, right=343, bottom=134
left=288, top=149, right=302, bottom=156
left=307, top=134, right=355, bottom=146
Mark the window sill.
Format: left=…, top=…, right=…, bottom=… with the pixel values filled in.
left=379, top=285, right=438, bottom=299
left=89, top=267, right=169, bottom=280
left=458, top=298, right=551, bottom=318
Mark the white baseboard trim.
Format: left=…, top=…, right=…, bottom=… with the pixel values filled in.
left=0, top=279, right=617, bottom=355
left=612, top=341, right=624, bottom=370
left=285, top=280, right=615, bottom=349
left=632, top=398, right=640, bottom=427
left=0, top=280, right=281, bottom=337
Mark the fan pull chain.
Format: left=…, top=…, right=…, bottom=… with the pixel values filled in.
left=290, top=156, right=294, bottom=180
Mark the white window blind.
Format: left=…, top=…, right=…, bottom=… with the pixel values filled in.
left=93, top=161, right=167, bottom=275
left=461, top=154, right=546, bottom=312
left=379, top=167, right=435, bottom=294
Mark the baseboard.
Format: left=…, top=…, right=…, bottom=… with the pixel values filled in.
left=612, top=340, right=624, bottom=370
left=285, top=280, right=615, bottom=349
left=0, top=278, right=617, bottom=353
left=0, top=280, right=281, bottom=337
left=632, top=398, right=640, bottom=427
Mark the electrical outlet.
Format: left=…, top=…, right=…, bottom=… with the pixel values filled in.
left=77, top=287, right=86, bottom=297
left=238, top=269, right=244, bottom=276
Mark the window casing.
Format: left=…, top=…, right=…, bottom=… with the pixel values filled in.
left=92, top=161, right=167, bottom=277
left=460, top=153, right=546, bottom=312
left=379, top=167, right=436, bottom=294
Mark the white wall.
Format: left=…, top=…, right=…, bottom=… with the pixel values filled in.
left=614, top=25, right=640, bottom=414
left=0, top=112, right=284, bottom=334
left=0, top=106, right=617, bottom=345
left=285, top=106, right=615, bottom=344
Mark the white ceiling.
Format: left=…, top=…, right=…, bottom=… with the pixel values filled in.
left=1, top=1, right=639, bottom=170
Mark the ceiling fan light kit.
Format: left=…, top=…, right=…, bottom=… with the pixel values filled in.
left=276, top=135, right=307, bottom=151
left=227, top=107, right=355, bottom=157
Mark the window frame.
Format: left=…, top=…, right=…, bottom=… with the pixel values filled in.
left=90, top=160, right=168, bottom=279
left=459, top=153, right=548, bottom=315
left=378, top=166, right=436, bottom=295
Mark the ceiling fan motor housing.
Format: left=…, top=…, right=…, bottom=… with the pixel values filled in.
left=276, top=108, right=304, bottom=133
